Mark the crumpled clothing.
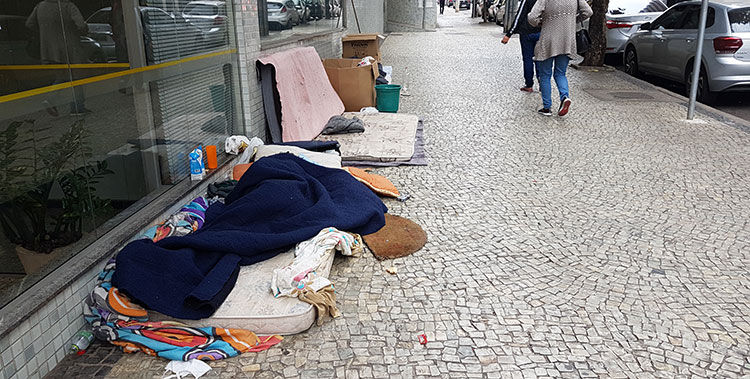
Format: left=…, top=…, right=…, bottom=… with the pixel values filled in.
left=141, top=197, right=208, bottom=243
left=298, top=283, right=341, bottom=326
left=322, top=115, right=365, bottom=135
left=207, top=180, right=237, bottom=199
left=271, top=227, right=363, bottom=298
left=358, top=56, right=375, bottom=66
left=164, top=359, right=212, bottom=379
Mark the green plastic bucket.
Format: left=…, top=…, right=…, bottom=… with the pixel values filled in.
left=375, top=84, right=401, bottom=113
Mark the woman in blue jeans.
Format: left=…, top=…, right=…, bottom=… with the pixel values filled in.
left=527, top=0, right=592, bottom=116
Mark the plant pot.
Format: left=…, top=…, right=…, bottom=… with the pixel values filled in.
left=15, top=245, right=64, bottom=275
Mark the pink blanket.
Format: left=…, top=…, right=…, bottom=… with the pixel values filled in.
left=258, top=47, right=345, bottom=142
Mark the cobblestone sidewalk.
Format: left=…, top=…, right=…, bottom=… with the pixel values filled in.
left=48, top=9, right=750, bottom=379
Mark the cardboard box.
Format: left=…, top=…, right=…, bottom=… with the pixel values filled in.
left=322, top=59, right=379, bottom=112
left=342, top=34, right=383, bottom=61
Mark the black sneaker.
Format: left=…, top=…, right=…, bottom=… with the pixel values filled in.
left=538, top=108, right=552, bottom=116
left=558, top=97, right=572, bottom=116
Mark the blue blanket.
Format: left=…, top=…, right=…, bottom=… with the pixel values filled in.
left=112, top=154, right=387, bottom=319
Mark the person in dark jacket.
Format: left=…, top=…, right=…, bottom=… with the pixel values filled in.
left=500, top=0, right=541, bottom=93
left=439, top=0, right=446, bottom=14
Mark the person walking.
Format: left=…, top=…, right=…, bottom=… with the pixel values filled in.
left=500, top=0, right=541, bottom=93
left=439, top=0, right=445, bottom=14
left=527, top=0, right=592, bottom=116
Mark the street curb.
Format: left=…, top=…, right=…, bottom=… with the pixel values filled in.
left=570, top=63, right=617, bottom=72
left=609, top=69, right=750, bottom=133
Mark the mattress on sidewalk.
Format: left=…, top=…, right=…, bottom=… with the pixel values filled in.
left=150, top=248, right=334, bottom=335
left=316, top=112, right=419, bottom=162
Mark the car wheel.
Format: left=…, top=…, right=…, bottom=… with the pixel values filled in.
left=624, top=47, right=642, bottom=78
left=686, top=63, right=716, bottom=104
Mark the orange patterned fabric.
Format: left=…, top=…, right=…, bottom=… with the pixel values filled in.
left=344, top=167, right=400, bottom=198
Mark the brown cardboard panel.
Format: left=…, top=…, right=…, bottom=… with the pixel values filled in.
left=322, top=59, right=378, bottom=112
left=342, top=34, right=382, bottom=61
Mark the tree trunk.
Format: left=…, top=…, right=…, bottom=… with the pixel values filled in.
left=581, top=0, right=609, bottom=66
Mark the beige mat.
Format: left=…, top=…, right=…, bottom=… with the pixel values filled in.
left=316, top=112, right=419, bottom=162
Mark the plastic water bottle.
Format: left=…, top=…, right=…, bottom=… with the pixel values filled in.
left=402, top=66, right=411, bottom=97
left=70, top=330, right=94, bottom=354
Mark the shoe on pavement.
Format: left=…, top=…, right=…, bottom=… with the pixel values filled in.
left=520, top=87, right=533, bottom=93
left=558, top=97, right=572, bottom=116
left=537, top=108, right=552, bottom=116
left=70, top=108, right=93, bottom=116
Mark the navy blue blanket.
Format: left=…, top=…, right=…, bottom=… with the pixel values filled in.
left=113, top=154, right=387, bottom=319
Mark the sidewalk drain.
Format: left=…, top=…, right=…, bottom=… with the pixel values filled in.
left=445, top=32, right=467, bottom=35
left=584, top=89, right=680, bottom=103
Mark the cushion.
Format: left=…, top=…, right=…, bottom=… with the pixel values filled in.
left=344, top=167, right=400, bottom=198
left=232, top=163, right=253, bottom=181
left=363, top=214, right=427, bottom=259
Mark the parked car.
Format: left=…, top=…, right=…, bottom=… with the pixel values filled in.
left=446, top=0, right=470, bottom=9
left=489, top=0, right=506, bottom=25
left=267, top=0, right=301, bottom=29
left=0, top=14, right=105, bottom=65
left=87, top=6, right=205, bottom=63
left=605, top=0, right=667, bottom=54
left=181, top=0, right=229, bottom=47
left=292, top=0, right=311, bottom=23
left=623, top=0, right=750, bottom=103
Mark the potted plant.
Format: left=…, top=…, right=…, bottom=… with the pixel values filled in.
left=0, top=119, right=112, bottom=274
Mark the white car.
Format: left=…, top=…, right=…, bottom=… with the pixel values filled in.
left=181, top=1, right=229, bottom=47
left=624, top=0, right=750, bottom=103
left=583, top=0, right=666, bottom=55
left=267, top=0, right=301, bottom=30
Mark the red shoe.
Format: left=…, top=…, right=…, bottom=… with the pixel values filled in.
left=520, top=87, right=533, bottom=93
left=558, top=97, right=571, bottom=116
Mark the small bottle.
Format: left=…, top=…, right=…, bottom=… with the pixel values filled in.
left=70, top=330, right=94, bottom=354
left=401, top=66, right=411, bottom=97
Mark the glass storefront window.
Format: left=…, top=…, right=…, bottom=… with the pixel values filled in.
left=0, top=0, right=242, bottom=309
left=258, top=0, right=342, bottom=43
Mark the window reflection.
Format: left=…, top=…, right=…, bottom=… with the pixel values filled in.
left=0, top=0, right=240, bottom=309
left=260, top=0, right=342, bottom=42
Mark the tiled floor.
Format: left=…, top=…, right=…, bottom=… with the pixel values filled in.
left=47, top=9, right=750, bottom=379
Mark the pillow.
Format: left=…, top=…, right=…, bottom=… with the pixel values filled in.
left=344, top=167, right=399, bottom=198
left=232, top=163, right=253, bottom=181
left=254, top=145, right=342, bottom=169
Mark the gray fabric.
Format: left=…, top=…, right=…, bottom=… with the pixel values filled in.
left=322, top=115, right=365, bottom=135
left=527, top=0, right=592, bottom=62
left=25, top=0, right=88, bottom=64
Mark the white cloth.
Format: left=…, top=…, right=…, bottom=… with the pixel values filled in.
left=163, top=359, right=212, bottom=379
left=254, top=145, right=342, bottom=169
left=271, top=228, right=363, bottom=297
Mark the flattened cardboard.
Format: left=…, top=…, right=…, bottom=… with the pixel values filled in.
left=322, top=59, right=378, bottom=112
left=342, top=34, right=382, bottom=61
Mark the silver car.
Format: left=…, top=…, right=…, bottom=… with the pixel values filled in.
left=267, top=0, right=300, bottom=30
left=181, top=0, right=229, bottom=47
left=624, top=0, right=750, bottom=102
left=604, top=0, right=666, bottom=54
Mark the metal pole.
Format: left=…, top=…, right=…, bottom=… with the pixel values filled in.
left=349, top=0, right=361, bottom=33
left=687, top=0, right=709, bottom=120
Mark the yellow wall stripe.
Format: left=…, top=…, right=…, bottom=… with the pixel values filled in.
left=0, top=63, right=131, bottom=70
left=0, top=49, right=236, bottom=104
